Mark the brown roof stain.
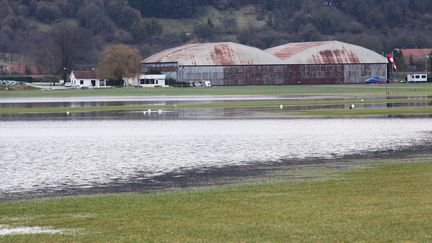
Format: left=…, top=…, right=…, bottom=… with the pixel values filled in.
left=319, top=50, right=336, bottom=63
left=211, top=44, right=235, bottom=65
left=73, top=70, right=97, bottom=79
left=266, top=41, right=386, bottom=64
left=317, top=48, right=360, bottom=64
left=190, top=54, right=197, bottom=65
left=268, top=42, right=323, bottom=60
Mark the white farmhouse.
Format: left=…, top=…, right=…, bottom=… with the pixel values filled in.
left=125, top=74, right=167, bottom=87
left=70, top=70, right=108, bottom=88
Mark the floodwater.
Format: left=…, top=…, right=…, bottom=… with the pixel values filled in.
left=1, top=95, right=431, bottom=109
left=0, top=119, right=431, bottom=199
left=0, top=95, right=314, bottom=108
left=2, top=95, right=432, bottom=121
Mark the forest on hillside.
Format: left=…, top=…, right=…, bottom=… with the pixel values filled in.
left=1, top=0, right=432, bottom=71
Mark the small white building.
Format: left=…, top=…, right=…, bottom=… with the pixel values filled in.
left=407, top=73, right=428, bottom=82
left=125, top=74, right=167, bottom=87
left=70, top=70, right=108, bottom=88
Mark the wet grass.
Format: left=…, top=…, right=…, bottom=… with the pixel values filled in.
left=287, top=106, right=432, bottom=117
left=0, top=162, right=431, bottom=242
left=1, top=83, right=432, bottom=97
left=0, top=97, right=430, bottom=116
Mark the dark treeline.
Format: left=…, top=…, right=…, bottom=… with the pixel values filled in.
left=1, top=0, right=432, bottom=67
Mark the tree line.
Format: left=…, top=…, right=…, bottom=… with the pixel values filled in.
left=1, top=0, right=432, bottom=77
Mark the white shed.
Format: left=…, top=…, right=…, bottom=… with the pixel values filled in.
left=407, top=73, right=428, bottom=82
left=70, top=70, right=108, bottom=88
left=125, top=74, right=167, bottom=87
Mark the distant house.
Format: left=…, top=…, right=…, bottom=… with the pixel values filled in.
left=70, top=70, right=108, bottom=88
left=124, top=74, right=167, bottom=87
left=400, top=48, right=432, bottom=71
left=0, top=53, right=41, bottom=75
left=0, top=63, right=41, bottom=76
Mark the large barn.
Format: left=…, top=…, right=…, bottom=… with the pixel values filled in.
left=265, top=41, right=388, bottom=84
left=143, top=41, right=388, bottom=86
left=143, top=42, right=284, bottom=86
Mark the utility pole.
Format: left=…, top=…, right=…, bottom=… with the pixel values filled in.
left=63, top=67, right=67, bottom=85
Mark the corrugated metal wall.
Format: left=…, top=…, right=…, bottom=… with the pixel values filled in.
left=344, top=64, right=387, bottom=84
left=285, top=65, right=345, bottom=85
left=151, top=63, right=387, bottom=85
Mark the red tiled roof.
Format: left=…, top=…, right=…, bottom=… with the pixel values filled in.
left=0, top=64, right=41, bottom=75
left=401, top=48, right=432, bottom=62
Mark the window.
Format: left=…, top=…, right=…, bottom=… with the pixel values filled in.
left=422, top=75, right=426, bottom=79
left=139, top=79, right=155, bottom=85
left=80, top=80, right=84, bottom=85
left=415, top=75, right=420, bottom=79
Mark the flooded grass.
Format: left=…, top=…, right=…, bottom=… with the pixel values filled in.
left=288, top=106, right=432, bottom=116
left=1, top=84, right=432, bottom=118
left=0, top=161, right=431, bottom=242
left=1, top=83, right=432, bottom=97
left=0, top=97, right=431, bottom=116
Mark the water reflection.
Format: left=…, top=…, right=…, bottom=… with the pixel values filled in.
left=0, top=119, right=431, bottom=198
left=2, top=95, right=431, bottom=109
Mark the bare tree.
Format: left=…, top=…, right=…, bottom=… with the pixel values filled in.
left=98, top=44, right=142, bottom=83
left=0, top=53, right=22, bottom=76
left=38, top=22, right=92, bottom=84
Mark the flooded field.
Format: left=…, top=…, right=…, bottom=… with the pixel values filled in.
left=0, top=95, right=309, bottom=108
left=1, top=95, right=431, bottom=109
left=0, top=119, right=431, bottom=199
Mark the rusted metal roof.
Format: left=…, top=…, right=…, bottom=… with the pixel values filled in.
left=266, top=41, right=388, bottom=64
left=143, top=42, right=283, bottom=65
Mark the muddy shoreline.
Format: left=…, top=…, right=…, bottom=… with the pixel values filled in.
left=2, top=142, right=431, bottom=202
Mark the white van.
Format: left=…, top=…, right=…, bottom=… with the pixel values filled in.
left=407, top=74, right=428, bottom=82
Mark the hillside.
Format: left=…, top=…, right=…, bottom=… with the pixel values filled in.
left=1, top=0, right=432, bottom=64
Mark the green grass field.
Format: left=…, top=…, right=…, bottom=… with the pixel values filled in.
left=1, top=162, right=432, bottom=242
left=1, top=83, right=432, bottom=97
